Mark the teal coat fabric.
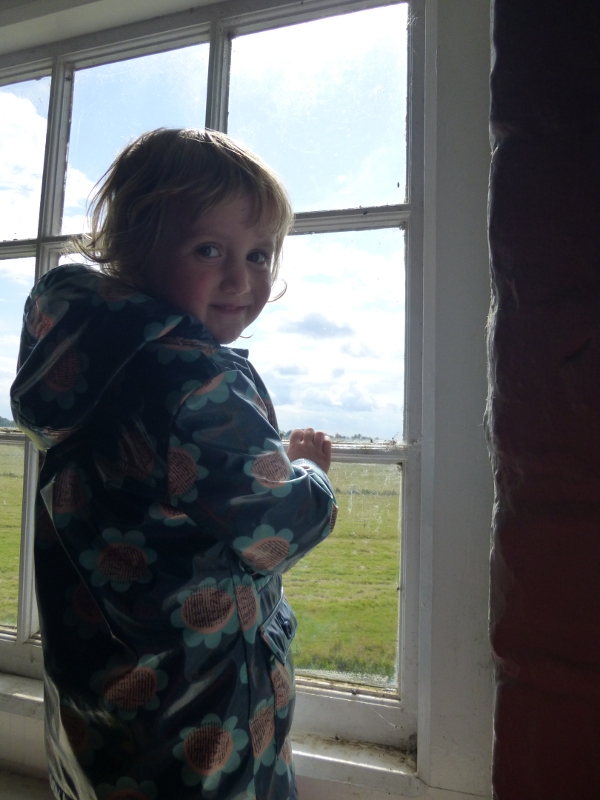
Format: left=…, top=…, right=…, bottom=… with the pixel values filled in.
left=11, top=265, right=336, bottom=800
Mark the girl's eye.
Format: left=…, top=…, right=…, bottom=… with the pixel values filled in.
left=195, top=244, right=220, bottom=258
left=247, top=251, right=271, bottom=267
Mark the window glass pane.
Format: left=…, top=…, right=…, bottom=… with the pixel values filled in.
left=228, top=4, right=408, bottom=211
left=63, top=44, right=210, bottom=234
left=244, top=228, right=405, bottom=442
left=244, top=228, right=404, bottom=687
left=0, top=257, right=35, bottom=627
left=0, top=438, right=24, bottom=627
left=0, top=77, right=51, bottom=241
left=286, top=462, right=401, bottom=687
left=0, top=258, right=35, bottom=423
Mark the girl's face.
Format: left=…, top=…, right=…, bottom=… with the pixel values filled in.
left=144, top=195, right=276, bottom=344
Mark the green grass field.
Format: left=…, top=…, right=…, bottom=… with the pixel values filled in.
left=285, top=462, right=401, bottom=682
left=0, top=441, right=24, bottom=627
left=0, top=448, right=401, bottom=683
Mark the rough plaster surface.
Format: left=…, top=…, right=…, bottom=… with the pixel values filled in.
left=488, top=1, right=600, bottom=798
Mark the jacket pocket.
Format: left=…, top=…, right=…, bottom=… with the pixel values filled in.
left=259, top=592, right=297, bottom=664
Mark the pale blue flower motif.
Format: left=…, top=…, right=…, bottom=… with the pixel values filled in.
left=181, top=370, right=237, bottom=411
left=170, top=577, right=239, bottom=648
left=233, top=525, right=297, bottom=573
left=173, top=714, right=249, bottom=790
left=79, top=528, right=157, bottom=592
left=90, top=654, right=168, bottom=721
left=167, top=435, right=208, bottom=504
left=96, top=777, right=157, bottom=800
left=142, top=316, right=183, bottom=341
left=249, top=700, right=276, bottom=768
left=243, top=440, right=293, bottom=498
left=233, top=574, right=262, bottom=644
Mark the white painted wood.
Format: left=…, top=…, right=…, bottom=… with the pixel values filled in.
left=0, top=674, right=44, bottom=720
left=0, top=771, right=54, bottom=800
left=205, top=20, right=231, bottom=132
left=400, top=0, right=425, bottom=719
left=417, top=0, right=493, bottom=795
left=36, top=59, right=73, bottom=255
left=17, top=442, right=39, bottom=643
left=0, top=712, right=47, bottom=780
left=293, top=686, right=415, bottom=749
left=0, top=0, right=405, bottom=69
left=293, top=206, right=409, bottom=234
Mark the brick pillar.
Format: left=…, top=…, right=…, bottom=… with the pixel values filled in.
left=488, top=2, right=600, bottom=797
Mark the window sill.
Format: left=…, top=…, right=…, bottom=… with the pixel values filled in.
left=0, top=673, right=423, bottom=797
left=292, top=733, right=421, bottom=796
left=0, top=673, right=489, bottom=800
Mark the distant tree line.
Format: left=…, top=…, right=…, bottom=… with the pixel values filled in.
left=279, top=430, right=373, bottom=441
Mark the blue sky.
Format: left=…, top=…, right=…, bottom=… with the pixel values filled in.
left=0, top=4, right=407, bottom=438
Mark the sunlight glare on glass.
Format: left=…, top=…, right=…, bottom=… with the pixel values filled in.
left=0, top=78, right=51, bottom=241
left=228, top=3, right=408, bottom=211
left=63, top=44, right=210, bottom=235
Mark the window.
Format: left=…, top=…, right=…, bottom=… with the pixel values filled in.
left=1, top=0, right=413, bottom=704
left=0, top=1, right=494, bottom=798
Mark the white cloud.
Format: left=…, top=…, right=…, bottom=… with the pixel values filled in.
left=0, top=91, right=47, bottom=241
left=231, top=6, right=405, bottom=98
left=281, top=313, right=354, bottom=339
left=0, top=258, right=35, bottom=286
left=242, top=229, right=406, bottom=437
left=63, top=167, right=96, bottom=233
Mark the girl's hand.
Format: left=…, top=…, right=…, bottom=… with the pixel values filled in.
left=287, top=428, right=332, bottom=473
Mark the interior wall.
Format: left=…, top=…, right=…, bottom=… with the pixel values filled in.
left=488, top=1, right=600, bottom=797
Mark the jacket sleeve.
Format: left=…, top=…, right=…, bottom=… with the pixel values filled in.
left=164, top=364, right=337, bottom=576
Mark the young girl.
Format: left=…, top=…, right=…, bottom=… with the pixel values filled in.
left=11, top=129, right=336, bottom=800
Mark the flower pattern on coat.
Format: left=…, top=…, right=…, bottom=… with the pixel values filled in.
left=10, top=265, right=337, bottom=800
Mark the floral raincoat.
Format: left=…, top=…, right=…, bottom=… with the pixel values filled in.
left=11, top=264, right=337, bottom=800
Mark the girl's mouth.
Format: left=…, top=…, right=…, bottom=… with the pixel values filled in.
left=212, top=304, right=248, bottom=315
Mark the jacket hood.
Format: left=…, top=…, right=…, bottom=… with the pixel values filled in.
left=11, top=264, right=220, bottom=451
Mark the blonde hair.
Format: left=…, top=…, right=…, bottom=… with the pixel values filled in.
left=68, top=128, right=293, bottom=286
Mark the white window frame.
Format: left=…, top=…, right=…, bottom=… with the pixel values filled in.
left=0, top=1, right=494, bottom=798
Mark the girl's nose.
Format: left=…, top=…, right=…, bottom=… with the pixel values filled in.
left=221, top=257, right=251, bottom=294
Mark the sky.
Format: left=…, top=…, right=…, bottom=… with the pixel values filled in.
left=0, top=3, right=408, bottom=439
